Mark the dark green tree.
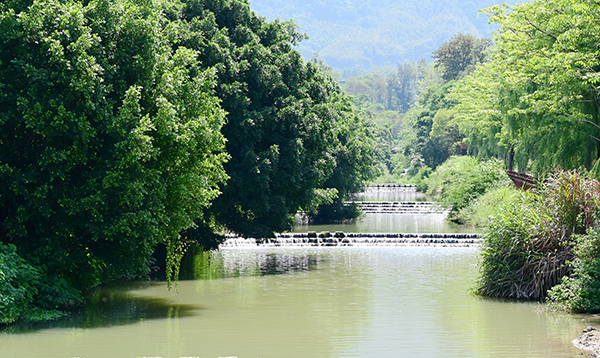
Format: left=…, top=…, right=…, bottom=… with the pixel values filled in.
left=175, top=0, right=377, bottom=237
left=0, top=0, right=228, bottom=298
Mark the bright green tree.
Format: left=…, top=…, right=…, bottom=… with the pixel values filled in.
left=453, top=0, right=600, bottom=173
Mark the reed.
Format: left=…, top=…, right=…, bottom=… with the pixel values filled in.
left=476, top=170, right=600, bottom=300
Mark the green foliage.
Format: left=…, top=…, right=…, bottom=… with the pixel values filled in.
left=548, top=226, right=600, bottom=313
left=172, top=0, right=377, bottom=236
left=0, top=243, right=72, bottom=324
left=425, top=156, right=510, bottom=221
left=457, top=186, right=520, bottom=227
left=307, top=97, right=380, bottom=222
left=343, top=61, right=426, bottom=114
left=397, top=79, right=468, bottom=172
left=432, top=33, right=492, bottom=82
left=476, top=170, right=600, bottom=300
left=0, top=0, right=227, bottom=295
left=0, top=0, right=377, bottom=324
left=0, top=243, right=40, bottom=324
left=452, top=0, right=600, bottom=173
left=475, top=190, right=548, bottom=299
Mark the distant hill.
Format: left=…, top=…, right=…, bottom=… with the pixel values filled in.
left=248, top=0, right=502, bottom=70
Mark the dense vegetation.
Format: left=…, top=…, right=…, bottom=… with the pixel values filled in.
left=342, top=33, right=492, bottom=182
left=404, top=0, right=600, bottom=312
left=476, top=171, right=599, bottom=301
left=452, top=0, right=600, bottom=174
left=424, top=156, right=511, bottom=222
left=0, top=0, right=376, bottom=324
left=0, top=0, right=231, bottom=321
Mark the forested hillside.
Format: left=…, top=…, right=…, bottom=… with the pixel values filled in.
left=248, top=0, right=500, bottom=69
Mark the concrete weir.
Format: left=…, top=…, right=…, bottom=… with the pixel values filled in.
left=219, top=232, right=481, bottom=248
left=351, top=201, right=447, bottom=214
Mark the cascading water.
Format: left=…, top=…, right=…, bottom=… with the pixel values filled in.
left=220, top=186, right=479, bottom=248
left=351, top=201, right=447, bottom=214
left=219, top=232, right=481, bottom=248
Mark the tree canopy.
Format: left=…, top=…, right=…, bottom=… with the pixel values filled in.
left=0, top=0, right=230, bottom=294
left=0, top=0, right=377, bottom=323
left=432, top=32, right=492, bottom=82
left=451, top=0, right=600, bottom=174
left=174, top=0, right=377, bottom=238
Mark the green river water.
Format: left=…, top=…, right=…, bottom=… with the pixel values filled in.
left=0, top=188, right=597, bottom=358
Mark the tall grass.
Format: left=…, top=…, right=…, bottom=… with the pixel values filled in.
left=457, top=186, right=520, bottom=227
left=476, top=170, right=600, bottom=300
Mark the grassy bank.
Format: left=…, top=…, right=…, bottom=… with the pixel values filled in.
left=474, top=170, right=600, bottom=311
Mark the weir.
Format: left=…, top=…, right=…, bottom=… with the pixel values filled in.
left=351, top=201, right=446, bottom=214
left=219, top=232, right=481, bottom=248
left=364, top=184, right=417, bottom=189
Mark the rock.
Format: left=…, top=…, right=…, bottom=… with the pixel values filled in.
left=574, top=327, right=600, bottom=357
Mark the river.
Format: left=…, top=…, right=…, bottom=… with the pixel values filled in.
left=0, top=187, right=596, bottom=357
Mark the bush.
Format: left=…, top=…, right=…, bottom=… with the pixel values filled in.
left=0, top=243, right=41, bottom=324
left=0, top=243, right=80, bottom=325
left=425, top=156, right=511, bottom=221
left=476, top=169, right=600, bottom=300
left=475, top=191, right=552, bottom=299
left=457, top=186, right=520, bottom=227
left=548, top=226, right=600, bottom=312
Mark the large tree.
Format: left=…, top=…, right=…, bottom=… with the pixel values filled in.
left=0, top=0, right=228, bottom=296
left=175, top=0, right=376, bottom=238
left=432, top=32, right=492, bottom=82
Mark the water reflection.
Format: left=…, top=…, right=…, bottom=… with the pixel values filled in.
left=180, top=249, right=323, bottom=280
left=293, top=213, right=480, bottom=234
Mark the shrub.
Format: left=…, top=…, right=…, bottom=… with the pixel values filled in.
left=457, top=186, right=521, bottom=227
left=475, top=190, right=552, bottom=299
left=0, top=243, right=80, bottom=325
left=0, top=243, right=41, bottom=324
left=426, top=156, right=511, bottom=221
left=548, top=226, right=600, bottom=312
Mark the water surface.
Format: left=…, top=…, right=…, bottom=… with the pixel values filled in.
left=1, top=248, right=594, bottom=358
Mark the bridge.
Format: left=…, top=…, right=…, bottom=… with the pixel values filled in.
left=506, top=170, right=537, bottom=190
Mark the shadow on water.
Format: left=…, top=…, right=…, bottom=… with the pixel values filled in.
left=0, top=282, right=203, bottom=335
left=3, top=250, right=322, bottom=335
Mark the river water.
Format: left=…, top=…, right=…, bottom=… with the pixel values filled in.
left=0, top=188, right=596, bottom=357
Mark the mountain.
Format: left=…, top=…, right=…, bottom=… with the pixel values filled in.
left=248, top=0, right=502, bottom=69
